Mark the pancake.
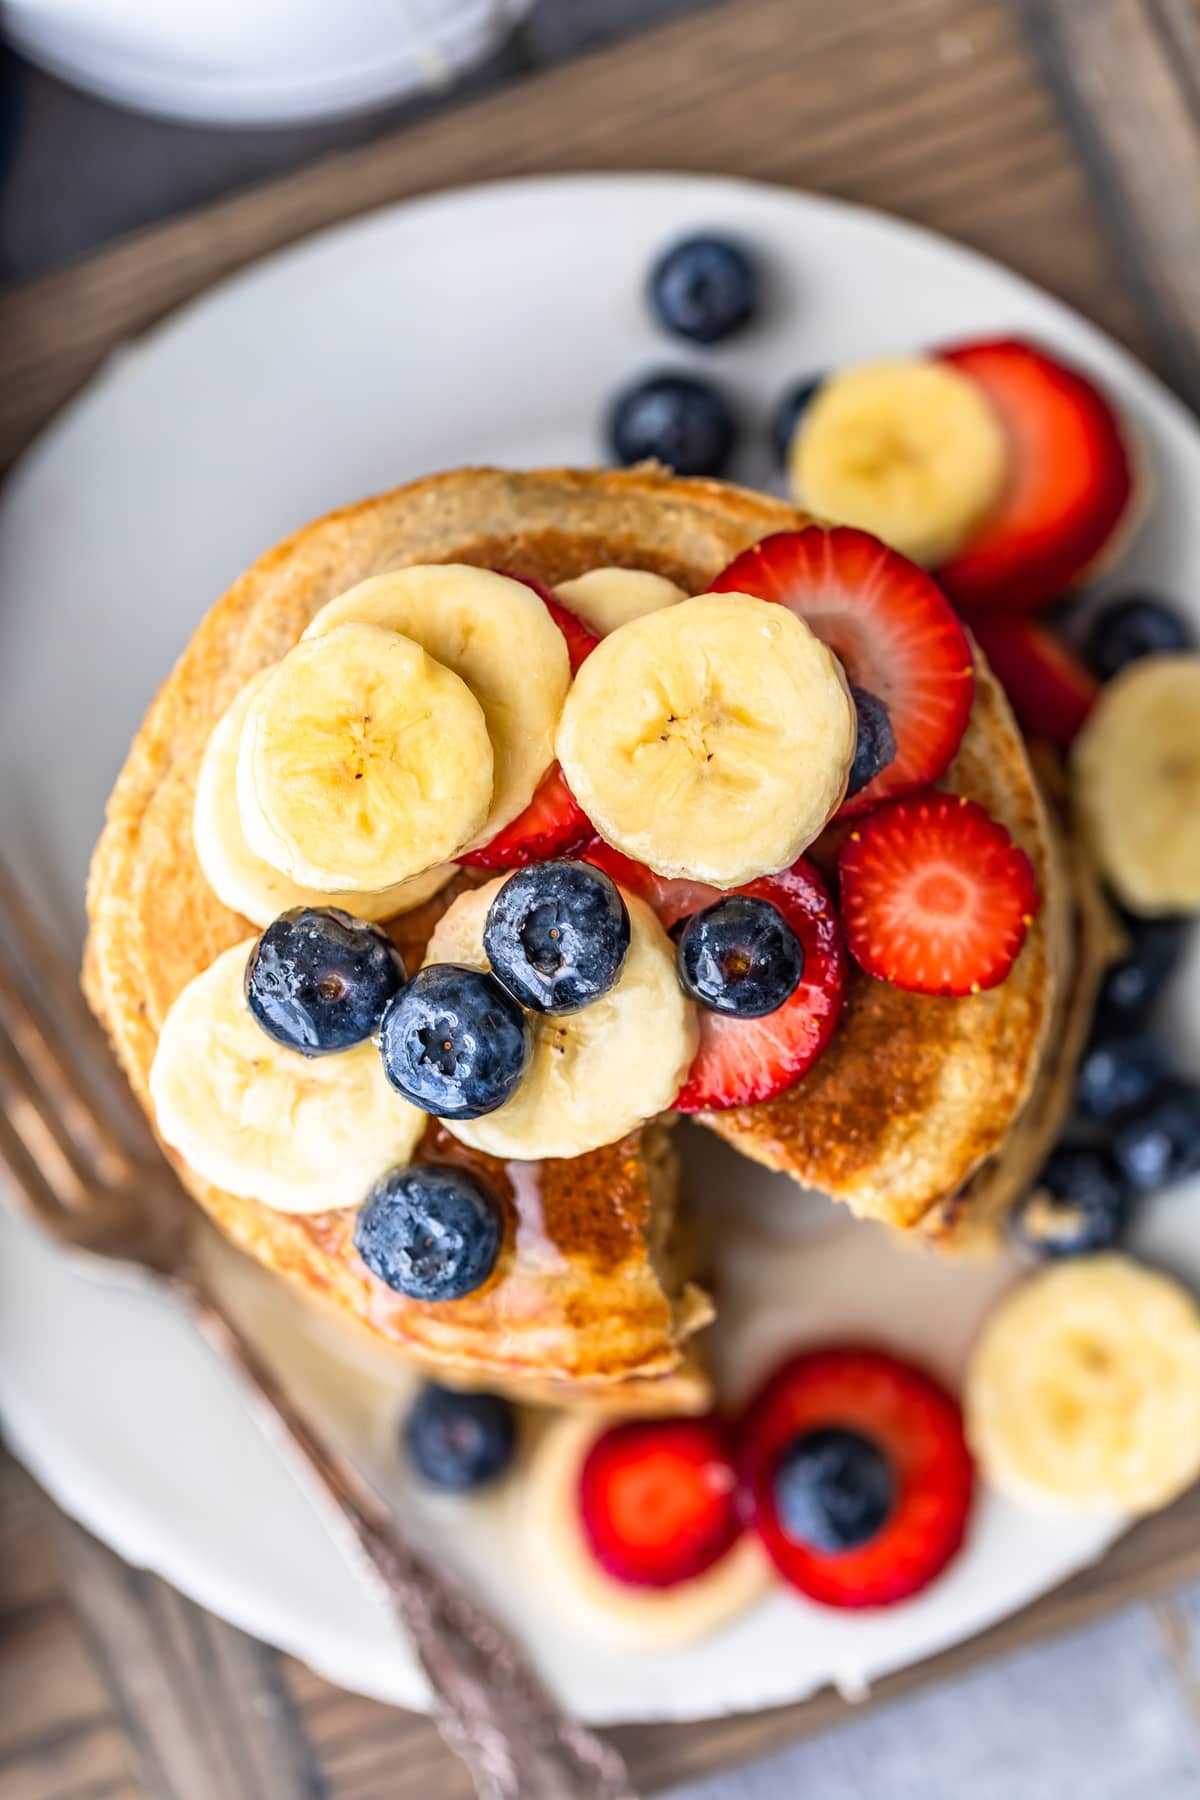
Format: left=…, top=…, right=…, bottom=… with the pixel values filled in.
left=85, top=466, right=1061, bottom=1399
left=706, top=644, right=1060, bottom=1229
left=919, top=753, right=1120, bottom=1254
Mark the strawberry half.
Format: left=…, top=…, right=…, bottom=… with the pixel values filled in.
left=936, top=338, right=1134, bottom=616
left=971, top=616, right=1098, bottom=748
left=579, top=1416, right=742, bottom=1589
left=738, top=1347, right=974, bottom=1609
left=838, top=789, right=1040, bottom=997
left=458, top=575, right=599, bottom=870
left=712, top=526, right=974, bottom=815
left=581, top=839, right=846, bottom=1111
left=458, top=765, right=593, bottom=870
left=541, top=592, right=600, bottom=674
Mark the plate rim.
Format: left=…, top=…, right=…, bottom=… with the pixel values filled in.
left=2, top=167, right=1194, bottom=1724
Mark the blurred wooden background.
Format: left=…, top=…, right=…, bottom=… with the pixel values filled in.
left=3, top=1, right=1200, bottom=1795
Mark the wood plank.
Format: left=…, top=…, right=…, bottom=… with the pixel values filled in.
left=5, top=0, right=1200, bottom=1795
left=12, top=1392, right=1200, bottom=1797
left=0, top=1453, right=138, bottom=1800
left=1022, top=0, right=1200, bottom=406
left=617, top=1488, right=1200, bottom=1790
left=277, top=1485, right=1200, bottom=1796
left=0, top=0, right=1141, bottom=474
left=46, top=1513, right=328, bottom=1800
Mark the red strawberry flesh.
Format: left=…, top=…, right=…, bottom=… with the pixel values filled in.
left=457, top=574, right=599, bottom=870
left=579, top=1416, right=742, bottom=1589
left=538, top=589, right=601, bottom=675
left=581, top=839, right=846, bottom=1111
left=936, top=337, right=1134, bottom=616
left=738, top=1347, right=974, bottom=1608
left=971, top=616, right=1098, bottom=748
left=712, top=526, right=974, bottom=815
left=458, top=764, right=593, bottom=870
left=838, top=789, right=1040, bottom=997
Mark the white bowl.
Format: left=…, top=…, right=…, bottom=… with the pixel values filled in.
left=3, top=0, right=532, bottom=125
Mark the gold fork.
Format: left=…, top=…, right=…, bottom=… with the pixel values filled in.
left=0, top=861, right=636, bottom=1800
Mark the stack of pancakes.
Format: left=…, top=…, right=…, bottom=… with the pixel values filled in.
left=85, top=467, right=1111, bottom=1410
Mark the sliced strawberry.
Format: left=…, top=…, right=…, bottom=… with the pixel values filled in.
left=838, top=789, right=1040, bottom=997
left=712, top=526, right=974, bottom=815
left=499, top=570, right=600, bottom=673
left=542, top=593, right=601, bottom=673
left=578, top=838, right=716, bottom=927
left=578, top=1416, right=742, bottom=1589
left=971, top=616, right=1098, bottom=748
left=936, top=338, right=1134, bottom=616
left=738, top=1347, right=973, bottom=1608
left=458, top=765, right=593, bottom=870
left=581, top=839, right=846, bottom=1111
left=458, top=575, right=599, bottom=870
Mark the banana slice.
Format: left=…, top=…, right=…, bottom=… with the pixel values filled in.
left=790, top=357, right=1007, bottom=566
left=149, top=940, right=425, bottom=1213
left=303, top=565, right=571, bottom=848
left=238, top=622, right=493, bottom=891
left=517, top=1415, right=771, bottom=1650
left=195, top=669, right=454, bottom=926
left=424, top=879, right=697, bottom=1160
left=965, top=1255, right=1200, bottom=1516
left=554, top=567, right=688, bottom=636
left=555, top=592, right=855, bottom=887
left=1073, top=655, right=1200, bottom=914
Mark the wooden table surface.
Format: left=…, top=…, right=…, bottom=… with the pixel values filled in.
left=3, top=1, right=1200, bottom=1795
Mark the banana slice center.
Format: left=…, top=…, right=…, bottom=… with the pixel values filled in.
left=1074, top=655, right=1200, bottom=914
left=792, top=358, right=1007, bottom=567
left=149, top=940, right=425, bottom=1214
left=302, top=564, right=571, bottom=848
left=966, top=1255, right=1200, bottom=1516
left=194, top=668, right=455, bottom=926
left=556, top=592, right=856, bottom=887
left=238, top=622, right=494, bottom=892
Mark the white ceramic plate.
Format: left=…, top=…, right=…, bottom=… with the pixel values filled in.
left=2, top=174, right=1200, bottom=1724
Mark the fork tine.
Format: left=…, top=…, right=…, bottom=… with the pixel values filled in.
left=0, top=859, right=150, bottom=1098
left=0, top=994, right=105, bottom=1203
left=0, top=1043, right=81, bottom=1226
left=0, top=866, right=143, bottom=1181
left=0, top=944, right=133, bottom=1187
left=0, top=1038, right=150, bottom=1258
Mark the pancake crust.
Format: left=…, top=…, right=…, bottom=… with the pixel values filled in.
left=706, top=650, right=1059, bottom=1228
left=920, top=755, right=1119, bottom=1254
left=85, top=466, right=1058, bottom=1395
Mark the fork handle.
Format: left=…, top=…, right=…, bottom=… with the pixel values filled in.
left=185, top=1273, right=637, bottom=1800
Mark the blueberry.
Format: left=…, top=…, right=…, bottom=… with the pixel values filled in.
left=845, top=686, right=897, bottom=799
left=403, top=1384, right=516, bottom=1491
left=1085, top=595, right=1194, bottom=681
left=1076, top=1030, right=1169, bottom=1119
left=772, top=376, right=823, bottom=465
left=608, top=372, right=737, bottom=477
left=244, top=907, right=405, bottom=1056
left=649, top=235, right=758, bottom=345
left=1010, top=1143, right=1131, bottom=1258
left=1114, top=1082, right=1200, bottom=1192
left=773, top=1427, right=894, bottom=1553
left=354, top=1163, right=502, bottom=1301
left=676, top=896, right=803, bottom=1019
left=1097, top=914, right=1190, bottom=1023
left=483, top=860, right=630, bottom=1015
left=379, top=965, right=530, bottom=1119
